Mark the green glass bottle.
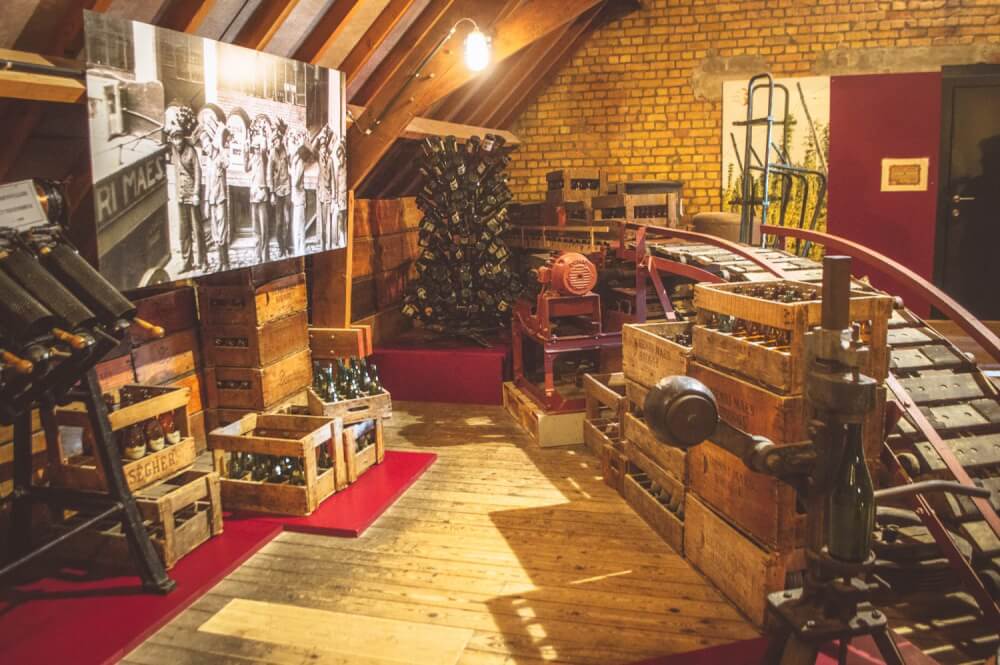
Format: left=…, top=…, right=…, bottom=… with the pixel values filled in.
left=325, top=362, right=339, bottom=402
left=827, top=423, right=876, bottom=563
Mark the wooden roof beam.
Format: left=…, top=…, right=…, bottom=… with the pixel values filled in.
left=293, top=0, right=368, bottom=66
left=154, top=0, right=217, bottom=33
left=233, top=0, right=302, bottom=50
left=492, top=3, right=605, bottom=128
left=348, top=0, right=605, bottom=189
left=338, top=0, right=419, bottom=83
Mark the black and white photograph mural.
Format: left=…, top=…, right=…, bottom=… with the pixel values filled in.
left=84, top=11, right=347, bottom=290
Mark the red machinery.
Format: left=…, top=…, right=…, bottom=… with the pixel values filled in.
left=512, top=251, right=621, bottom=412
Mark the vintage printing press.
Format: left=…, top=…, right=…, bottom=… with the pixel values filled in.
left=642, top=256, right=989, bottom=665
left=0, top=224, right=173, bottom=593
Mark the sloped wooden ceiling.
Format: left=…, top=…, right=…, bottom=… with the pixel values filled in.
left=0, top=0, right=638, bottom=200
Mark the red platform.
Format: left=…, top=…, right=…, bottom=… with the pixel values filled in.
left=373, top=331, right=511, bottom=405
left=0, top=450, right=436, bottom=665
left=236, top=450, right=436, bottom=536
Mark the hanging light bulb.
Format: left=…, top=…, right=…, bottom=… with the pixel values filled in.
left=463, top=27, right=491, bottom=72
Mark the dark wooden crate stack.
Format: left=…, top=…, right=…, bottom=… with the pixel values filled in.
left=199, top=260, right=312, bottom=428
left=677, top=281, right=892, bottom=625
left=593, top=191, right=681, bottom=228
left=306, top=326, right=392, bottom=483
left=619, top=321, right=692, bottom=557
left=129, top=286, right=207, bottom=449
left=582, top=373, right=627, bottom=492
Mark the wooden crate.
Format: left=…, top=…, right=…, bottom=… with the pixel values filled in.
left=593, top=192, right=679, bottom=226
left=343, top=416, right=387, bottom=482
left=622, top=412, right=686, bottom=483
left=684, top=494, right=804, bottom=626
left=53, top=469, right=223, bottom=570
left=131, top=286, right=197, bottom=339
left=583, top=372, right=626, bottom=424
left=692, top=281, right=892, bottom=394
left=309, top=326, right=369, bottom=360
left=545, top=168, right=607, bottom=204
left=132, top=329, right=200, bottom=385
left=55, top=384, right=197, bottom=492
left=203, top=310, right=309, bottom=368
left=688, top=361, right=807, bottom=444
left=502, top=382, right=584, bottom=448
left=306, top=387, right=393, bottom=425
left=687, top=441, right=805, bottom=551
left=196, top=257, right=305, bottom=287
left=622, top=321, right=692, bottom=389
left=208, top=413, right=345, bottom=515
left=205, top=348, right=312, bottom=411
left=198, top=272, right=307, bottom=327
left=622, top=468, right=684, bottom=554
left=583, top=417, right=619, bottom=458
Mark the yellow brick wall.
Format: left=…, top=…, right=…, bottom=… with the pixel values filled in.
left=508, top=0, right=1000, bottom=213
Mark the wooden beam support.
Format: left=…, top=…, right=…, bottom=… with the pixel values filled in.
left=156, top=0, right=217, bottom=32
left=493, top=3, right=604, bottom=128
left=233, top=0, right=302, bottom=50
left=0, top=49, right=85, bottom=104
left=346, top=103, right=519, bottom=144
left=293, top=0, right=367, bottom=67
left=351, top=0, right=456, bottom=106
left=348, top=0, right=604, bottom=189
left=339, top=0, right=419, bottom=83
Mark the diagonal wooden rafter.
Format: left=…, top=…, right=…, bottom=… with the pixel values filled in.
left=350, top=0, right=457, bottom=106
left=492, top=3, right=605, bottom=129
left=156, top=0, right=217, bottom=33
left=233, top=0, right=302, bottom=50
left=338, top=0, right=418, bottom=83
left=293, top=0, right=368, bottom=67
left=348, top=0, right=606, bottom=189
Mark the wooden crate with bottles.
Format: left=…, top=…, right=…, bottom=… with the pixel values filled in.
left=582, top=372, right=627, bottom=491
left=208, top=413, right=345, bottom=515
left=691, top=280, right=892, bottom=395
left=306, top=355, right=390, bottom=483
left=54, top=384, right=196, bottom=492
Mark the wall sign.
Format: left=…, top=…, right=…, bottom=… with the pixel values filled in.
left=880, top=157, right=929, bottom=192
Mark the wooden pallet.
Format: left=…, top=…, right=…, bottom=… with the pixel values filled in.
left=502, top=382, right=584, bottom=447
left=208, top=413, right=345, bottom=515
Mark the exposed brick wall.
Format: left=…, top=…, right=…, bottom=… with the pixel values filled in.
left=508, top=0, right=1000, bottom=213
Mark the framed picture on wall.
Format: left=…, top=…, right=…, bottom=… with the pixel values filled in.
left=83, top=11, right=347, bottom=291
left=880, top=157, right=930, bottom=192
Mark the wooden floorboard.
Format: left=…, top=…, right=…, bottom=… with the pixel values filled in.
left=125, top=401, right=760, bottom=665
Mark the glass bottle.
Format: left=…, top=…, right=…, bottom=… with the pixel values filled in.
left=159, top=409, right=181, bottom=445
left=827, top=423, right=876, bottom=563
left=145, top=417, right=166, bottom=453
left=122, top=423, right=146, bottom=460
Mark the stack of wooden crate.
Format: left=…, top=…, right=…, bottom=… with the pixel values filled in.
left=51, top=384, right=222, bottom=570
left=618, top=321, right=693, bottom=556
left=682, top=280, right=892, bottom=625
left=593, top=181, right=683, bottom=228
left=582, top=372, right=627, bottom=491
left=545, top=168, right=606, bottom=224
left=306, top=327, right=392, bottom=483
left=199, top=260, right=311, bottom=430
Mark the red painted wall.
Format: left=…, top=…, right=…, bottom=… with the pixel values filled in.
left=828, top=72, right=941, bottom=317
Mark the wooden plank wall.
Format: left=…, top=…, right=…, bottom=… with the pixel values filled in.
left=351, top=197, right=419, bottom=345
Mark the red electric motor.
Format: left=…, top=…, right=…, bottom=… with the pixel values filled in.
left=537, top=252, right=598, bottom=296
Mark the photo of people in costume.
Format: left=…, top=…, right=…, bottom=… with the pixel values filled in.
left=84, top=11, right=346, bottom=290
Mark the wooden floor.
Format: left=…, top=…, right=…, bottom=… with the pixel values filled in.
left=122, top=401, right=760, bottom=665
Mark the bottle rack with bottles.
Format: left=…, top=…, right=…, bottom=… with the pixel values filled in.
left=54, top=384, right=197, bottom=492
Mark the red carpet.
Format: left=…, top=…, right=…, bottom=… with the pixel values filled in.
left=0, top=450, right=436, bottom=665
left=235, top=450, right=437, bottom=536
left=0, top=519, right=279, bottom=665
